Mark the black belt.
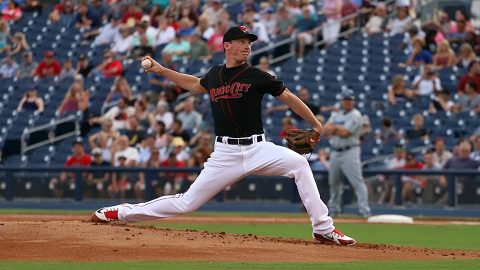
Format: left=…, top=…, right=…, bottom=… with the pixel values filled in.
left=216, top=135, right=263, bottom=145
left=332, top=145, right=359, bottom=152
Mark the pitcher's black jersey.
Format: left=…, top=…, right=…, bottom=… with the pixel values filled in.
left=200, top=63, right=285, bottom=137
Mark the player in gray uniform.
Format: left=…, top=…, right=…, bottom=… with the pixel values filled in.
left=323, top=89, right=371, bottom=217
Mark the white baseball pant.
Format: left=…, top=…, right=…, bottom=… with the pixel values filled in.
left=117, top=136, right=334, bottom=234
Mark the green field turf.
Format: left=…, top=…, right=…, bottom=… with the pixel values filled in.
left=147, top=222, right=480, bottom=250
left=1, top=260, right=480, bottom=270
left=1, top=209, right=479, bottom=269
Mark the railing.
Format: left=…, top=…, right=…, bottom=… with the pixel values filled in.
left=20, top=114, right=81, bottom=154
left=1, top=167, right=478, bottom=208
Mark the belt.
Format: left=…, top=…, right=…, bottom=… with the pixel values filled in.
left=332, top=145, right=359, bottom=152
left=216, top=135, right=264, bottom=145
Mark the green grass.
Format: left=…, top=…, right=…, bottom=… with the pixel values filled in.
left=145, top=222, right=480, bottom=251
left=1, top=260, right=480, bottom=270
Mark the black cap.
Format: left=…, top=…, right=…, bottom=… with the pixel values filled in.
left=223, top=26, right=258, bottom=43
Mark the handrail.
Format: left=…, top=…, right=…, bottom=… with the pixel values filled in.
left=21, top=114, right=80, bottom=154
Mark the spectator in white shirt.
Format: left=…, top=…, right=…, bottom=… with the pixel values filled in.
left=387, top=6, right=411, bottom=36
left=176, top=99, right=202, bottom=132
left=89, top=97, right=136, bottom=131
left=0, top=54, right=19, bottom=79
left=87, top=14, right=122, bottom=47
left=155, top=16, right=176, bottom=46
left=243, top=9, right=270, bottom=43
left=112, top=24, right=134, bottom=55
left=412, top=64, right=442, bottom=96
left=111, top=135, right=140, bottom=166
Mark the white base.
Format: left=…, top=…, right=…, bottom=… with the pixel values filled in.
left=367, top=214, right=414, bottom=224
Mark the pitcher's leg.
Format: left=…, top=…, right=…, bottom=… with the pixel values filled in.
left=248, top=143, right=333, bottom=234
left=340, top=148, right=371, bottom=216
left=327, top=151, right=342, bottom=214
left=116, top=144, right=247, bottom=222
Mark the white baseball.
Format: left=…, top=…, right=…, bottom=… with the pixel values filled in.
left=141, top=59, right=152, bottom=69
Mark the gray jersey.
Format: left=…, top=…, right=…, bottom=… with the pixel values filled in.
left=327, top=108, right=362, bottom=148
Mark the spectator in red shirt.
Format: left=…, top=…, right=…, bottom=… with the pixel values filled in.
left=35, top=51, right=62, bottom=79
left=49, top=140, right=92, bottom=198
left=160, top=152, right=186, bottom=195
left=401, top=152, right=424, bottom=204
left=2, top=0, right=22, bottom=22
left=457, top=60, right=480, bottom=94
left=122, top=4, right=143, bottom=28
left=93, top=50, right=124, bottom=78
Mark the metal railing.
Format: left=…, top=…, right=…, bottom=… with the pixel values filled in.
left=0, top=166, right=478, bottom=208
left=20, top=114, right=81, bottom=154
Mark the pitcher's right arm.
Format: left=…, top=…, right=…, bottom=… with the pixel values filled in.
left=141, top=56, right=208, bottom=94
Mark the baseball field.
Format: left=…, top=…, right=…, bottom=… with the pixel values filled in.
left=1, top=209, right=480, bottom=269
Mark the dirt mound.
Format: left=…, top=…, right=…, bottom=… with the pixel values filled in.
left=0, top=215, right=478, bottom=262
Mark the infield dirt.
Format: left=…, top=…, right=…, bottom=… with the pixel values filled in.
left=0, top=215, right=479, bottom=262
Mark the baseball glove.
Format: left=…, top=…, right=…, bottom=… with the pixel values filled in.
left=285, top=129, right=321, bottom=155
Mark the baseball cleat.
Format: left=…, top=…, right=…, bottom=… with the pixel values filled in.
left=91, top=206, right=120, bottom=223
left=313, top=228, right=356, bottom=246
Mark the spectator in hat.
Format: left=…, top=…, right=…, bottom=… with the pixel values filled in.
left=93, top=50, right=124, bottom=78
left=87, top=147, right=111, bottom=198
left=16, top=51, right=37, bottom=78
left=59, top=58, right=77, bottom=81
left=35, top=51, right=62, bottom=78
left=76, top=54, right=93, bottom=78
left=0, top=54, right=18, bottom=79
left=139, top=14, right=158, bottom=40
left=163, top=33, right=190, bottom=61
left=16, top=85, right=44, bottom=113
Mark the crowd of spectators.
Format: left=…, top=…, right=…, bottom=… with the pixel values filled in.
left=0, top=1, right=479, bottom=204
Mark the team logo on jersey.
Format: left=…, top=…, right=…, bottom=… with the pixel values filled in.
left=209, top=82, right=251, bottom=102
left=239, top=26, right=248, bottom=33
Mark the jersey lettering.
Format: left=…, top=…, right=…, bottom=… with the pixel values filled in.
left=209, top=82, right=252, bottom=102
